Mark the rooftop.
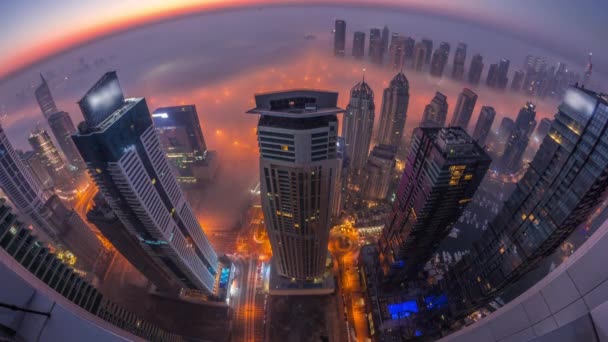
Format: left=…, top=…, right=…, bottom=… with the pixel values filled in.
left=247, top=89, right=344, bottom=118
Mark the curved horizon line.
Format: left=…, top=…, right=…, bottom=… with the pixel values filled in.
left=0, top=1, right=557, bottom=82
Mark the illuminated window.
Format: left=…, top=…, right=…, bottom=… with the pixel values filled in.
left=521, top=214, right=527, bottom=220
left=499, top=247, right=505, bottom=254
left=458, top=198, right=472, bottom=204
left=151, top=178, right=156, bottom=185
left=449, top=165, right=466, bottom=186
left=95, top=168, right=102, bottom=174
left=464, top=174, right=473, bottom=180
left=281, top=145, right=289, bottom=151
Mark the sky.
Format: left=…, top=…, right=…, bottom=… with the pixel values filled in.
left=0, top=0, right=606, bottom=81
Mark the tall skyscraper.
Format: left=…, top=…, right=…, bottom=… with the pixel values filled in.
left=369, top=28, right=384, bottom=64
left=486, top=63, right=499, bottom=87
left=421, top=39, right=433, bottom=64
left=152, top=105, right=216, bottom=185
left=496, top=58, right=510, bottom=89
left=28, top=128, right=73, bottom=191
left=468, top=54, right=484, bottom=85
left=333, top=19, right=346, bottom=57
left=369, top=28, right=381, bottom=56
left=448, top=86, right=608, bottom=312
left=510, top=69, right=525, bottom=92
left=18, top=150, right=53, bottom=191
left=403, top=37, right=416, bottom=67
left=378, top=127, right=491, bottom=280
left=452, top=43, right=467, bottom=80
left=430, top=42, right=450, bottom=77
left=382, top=25, right=390, bottom=54
left=35, top=73, right=58, bottom=119
left=343, top=79, right=375, bottom=177
left=47, top=111, right=85, bottom=171
left=388, top=36, right=406, bottom=70
left=500, top=102, right=537, bottom=173
left=450, top=88, right=478, bottom=130
left=377, top=72, right=410, bottom=147
left=496, top=117, right=515, bottom=146
left=534, top=117, right=553, bottom=141
left=421, top=92, right=448, bottom=128
left=73, top=72, right=219, bottom=294
left=471, top=106, right=496, bottom=146
left=413, top=42, right=427, bottom=71
left=362, top=144, right=396, bottom=200
left=352, top=31, right=365, bottom=59
left=247, top=90, right=342, bottom=280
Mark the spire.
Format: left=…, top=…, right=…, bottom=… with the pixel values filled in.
left=362, top=68, right=366, bottom=83
left=39, top=72, right=47, bottom=85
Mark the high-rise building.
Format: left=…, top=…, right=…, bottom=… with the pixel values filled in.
left=486, top=63, right=499, bottom=87
left=500, top=102, right=537, bottom=173
left=28, top=128, right=73, bottom=191
left=343, top=79, right=375, bottom=177
left=534, top=117, right=553, bottom=141
left=421, top=39, right=433, bottom=65
left=403, top=37, right=416, bottom=67
left=468, top=54, right=484, bottom=85
left=332, top=137, right=348, bottom=218
left=362, top=144, right=396, bottom=200
left=377, top=72, right=410, bottom=147
left=369, top=28, right=384, bottom=64
left=378, top=127, right=491, bottom=280
left=510, top=69, right=525, bottom=92
left=447, top=86, right=608, bottom=312
left=471, top=106, right=496, bottom=146
left=152, top=105, right=216, bottom=185
left=452, top=43, right=467, bottom=80
left=420, top=91, right=448, bottom=128
left=369, top=28, right=381, bottom=56
left=413, top=42, right=427, bottom=71
left=496, top=58, right=510, bottom=89
left=388, top=36, right=406, bottom=70
left=352, top=31, right=365, bottom=59
left=72, top=72, right=219, bottom=294
left=430, top=42, right=450, bottom=77
left=87, top=193, right=180, bottom=292
left=35, top=73, right=59, bottom=119
left=450, top=88, right=478, bottom=130
left=333, top=19, right=346, bottom=56
left=247, top=90, right=342, bottom=280
left=382, top=25, right=390, bottom=54
left=18, top=150, right=53, bottom=191
left=496, top=117, right=515, bottom=147
left=47, top=111, right=85, bottom=171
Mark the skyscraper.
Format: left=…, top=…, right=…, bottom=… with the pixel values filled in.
left=152, top=105, right=216, bottom=185
left=247, top=90, right=342, bottom=280
left=333, top=19, right=346, bottom=57
left=452, top=43, right=467, bottom=80
left=534, top=117, right=552, bottom=141
left=388, top=36, right=406, bottom=70
left=18, top=150, right=53, bottom=191
left=448, top=86, right=608, bottom=312
left=377, top=72, right=410, bottom=147
left=471, top=106, right=496, bottom=146
left=500, top=102, right=537, bottom=173
left=369, top=29, right=384, bottom=64
left=382, top=25, right=390, bottom=54
left=468, top=54, right=484, bottom=85
left=35, top=73, right=58, bottom=119
left=486, top=63, right=499, bottom=87
left=352, top=31, right=365, bottom=59
left=362, top=144, right=396, bottom=200
left=72, top=72, right=219, bottom=294
left=496, top=58, right=510, bottom=89
left=343, top=79, right=375, bottom=177
left=378, top=127, right=490, bottom=280
left=450, top=88, right=478, bottom=130
left=430, top=42, right=450, bottom=77
left=369, top=28, right=381, bottom=56
left=413, top=42, right=427, bottom=71
left=403, top=37, right=416, bottom=67
left=510, top=69, right=525, bottom=92
left=421, top=39, right=433, bottom=64
left=420, top=91, right=448, bottom=128
left=28, top=128, right=73, bottom=191
left=47, top=111, right=85, bottom=171
left=496, top=117, right=515, bottom=146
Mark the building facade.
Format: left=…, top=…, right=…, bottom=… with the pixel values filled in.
left=333, top=20, right=346, bottom=57
left=362, top=144, right=397, bottom=200
left=450, top=88, right=478, bottom=130
left=352, top=31, right=365, bottom=59
left=500, top=102, right=537, bottom=173
left=35, top=74, right=59, bottom=119
left=377, top=72, right=410, bottom=148
left=248, top=90, right=342, bottom=280
left=468, top=54, right=484, bottom=85
left=342, top=80, right=375, bottom=177
left=430, top=42, right=450, bottom=77
left=48, top=111, right=85, bottom=171
left=452, top=43, right=467, bottom=80
left=421, top=92, right=448, bottom=128
left=471, top=106, right=496, bottom=147
left=28, top=128, right=73, bottom=191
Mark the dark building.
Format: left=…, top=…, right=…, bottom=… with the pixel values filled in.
left=452, top=43, right=467, bottom=80
left=152, top=105, right=216, bottom=185
left=48, top=111, right=85, bottom=171
left=486, top=63, right=499, bottom=88
left=362, top=145, right=397, bottom=200
left=343, top=79, right=375, bottom=176
left=534, top=117, right=553, bottom=142
left=500, top=102, right=537, bottom=173
left=352, top=31, right=365, bottom=59
left=403, top=37, right=416, bottom=67
left=450, top=88, right=478, bottom=130
left=430, top=42, right=450, bottom=77
left=496, top=58, right=510, bottom=89
left=333, top=19, right=346, bottom=56
left=510, top=70, right=525, bottom=92
left=421, top=39, right=433, bottom=65
left=28, top=128, right=73, bottom=192
left=447, top=86, right=608, bottom=313
left=18, top=150, right=53, bottom=191
left=35, top=74, right=58, bottom=119
left=468, top=54, right=484, bottom=85
left=377, top=72, right=410, bottom=147
left=369, top=28, right=384, bottom=64
left=369, top=28, right=381, bottom=56
left=421, top=92, right=448, bottom=128
left=413, top=42, right=427, bottom=71
left=496, top=117, right=515, bottom=146
left=382, top=25, right=390, bottom=54
left=389, top=36, right=406, bottom=70
left=471, top=106, right=496, bottom=147
left=73, top=72, right=219, bottom=295
left=378, top=127, right=491, bottom=280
